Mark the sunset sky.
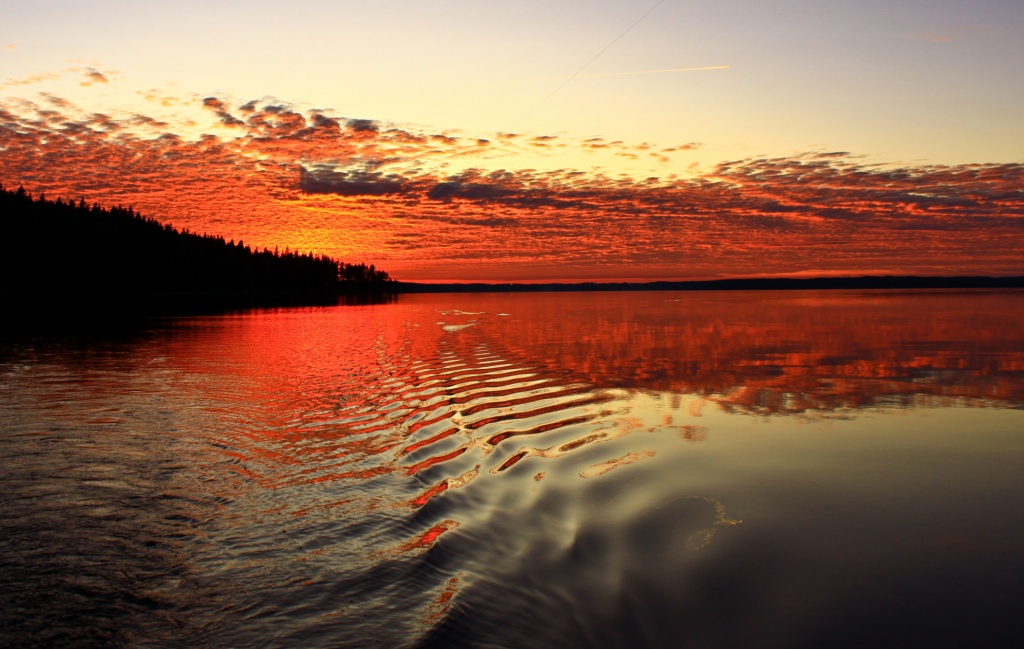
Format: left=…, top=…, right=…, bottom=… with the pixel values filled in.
left=2, top=0, right=1022, bottom=281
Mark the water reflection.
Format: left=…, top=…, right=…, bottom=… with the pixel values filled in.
left=468, top=289, right=1024, bottom=412
left=2, top=290, right=1023, bottom=647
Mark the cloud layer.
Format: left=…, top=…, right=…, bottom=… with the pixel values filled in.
left=2, top=93, right=1022, bottom=281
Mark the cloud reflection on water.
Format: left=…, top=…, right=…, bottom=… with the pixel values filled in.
left=3, top=289, right=1024, bottom=647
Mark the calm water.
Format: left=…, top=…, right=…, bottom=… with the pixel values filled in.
left=2, top=290, right=1023, bottom=648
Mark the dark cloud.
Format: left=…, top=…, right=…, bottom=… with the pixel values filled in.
left=245, top=104, right=308, bottom=139
left=308, top=112, right=342, bottom=130
left=347, top=118, right=379, bottom=133
left=422, top=170, right=606, bottom=211
left=299, top=165, right=407, bottom=196
left=2, top=94, right=1023, bottom=282
left=201, top=96, right=245, bottom=126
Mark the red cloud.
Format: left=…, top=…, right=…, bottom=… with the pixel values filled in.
left=2, top=96, right=1022, bottom=282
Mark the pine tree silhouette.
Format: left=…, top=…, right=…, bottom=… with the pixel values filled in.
left=0, top=183, right=396, bottom=321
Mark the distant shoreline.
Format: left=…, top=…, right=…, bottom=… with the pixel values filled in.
left=394, top=275, right=1024, bottom=293
left=6, top=275, right=1023, bottom=335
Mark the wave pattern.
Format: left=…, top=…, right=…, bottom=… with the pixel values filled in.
left=161, top=306, right=684, bottom=647
left=20, top=291, right=1022, bottom=647
left=220, top=308, right=637, bottom=503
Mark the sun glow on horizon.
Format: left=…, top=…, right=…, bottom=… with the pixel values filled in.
left=2, top=78, right=1022, bottom=283
left=2, top=0, right=1023, bottom=283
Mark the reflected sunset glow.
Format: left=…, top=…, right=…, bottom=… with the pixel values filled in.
left=147, top=290, right=1024, bottom=498
left=4, top=290, right=1024, bottom=646
left=5, top=2, right=1024, bottom=646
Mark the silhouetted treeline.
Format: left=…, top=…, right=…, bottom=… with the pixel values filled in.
left=0, top=183, right=394, bottom=321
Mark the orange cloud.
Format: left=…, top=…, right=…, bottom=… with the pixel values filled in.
left=1, top=72, right=60, bottom=88
left=80, top=68, right=109, bottom=86
left=2, top=66, right=118, bottom=90
left=2, top=95, right=1022, bottom=282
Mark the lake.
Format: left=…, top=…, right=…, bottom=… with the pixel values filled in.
left=2, top=289, right=1023, bottom=648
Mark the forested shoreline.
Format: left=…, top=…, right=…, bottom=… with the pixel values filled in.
left=395, top=275, right=1024, bottom=293
left=0, top=183, right=394, bottom=324
left=4, top=182, right=1022, bottom=331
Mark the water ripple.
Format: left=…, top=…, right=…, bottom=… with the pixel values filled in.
left=8, top=292, right=1020, bottom=647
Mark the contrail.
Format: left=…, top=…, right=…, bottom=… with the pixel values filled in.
left=572, top=65, right=731, bottom=79
left=525, top=0, right=667, bottom=117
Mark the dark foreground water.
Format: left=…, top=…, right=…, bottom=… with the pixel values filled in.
left=2, top=289, right=1023, bottom=648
